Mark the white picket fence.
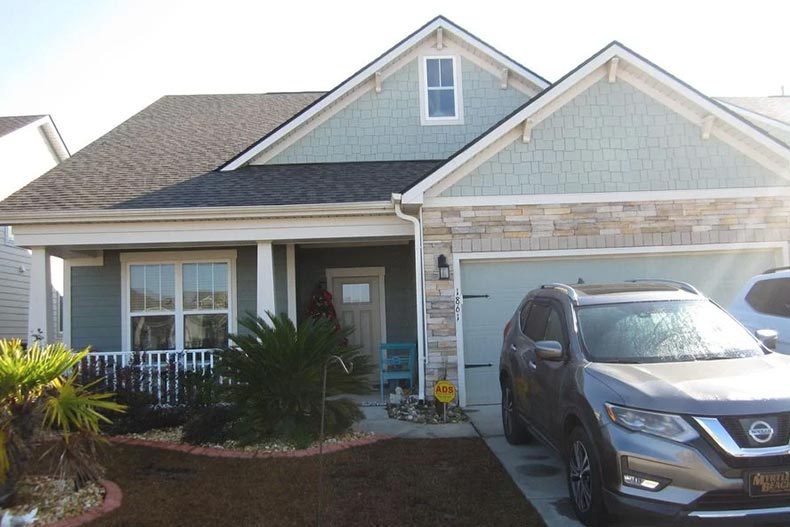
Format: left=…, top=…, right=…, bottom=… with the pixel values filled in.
left=79, top=349, right=219, bottom=405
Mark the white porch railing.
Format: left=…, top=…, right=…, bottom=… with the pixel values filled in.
left=78, top=349, right=220, bottom=406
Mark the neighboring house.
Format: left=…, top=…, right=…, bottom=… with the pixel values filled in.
left=0, top=115, right=69, bottom=342
left=0, top=17, right=788, bottom=405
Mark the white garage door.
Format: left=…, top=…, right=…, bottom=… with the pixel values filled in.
left=460, top=247, right=784, bottom=406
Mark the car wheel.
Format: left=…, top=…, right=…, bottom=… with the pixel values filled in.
left=566, top=426, right=606, bottom=527
left=501, top=380, right=531, bottom=444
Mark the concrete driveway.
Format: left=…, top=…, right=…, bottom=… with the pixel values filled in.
left=466, top=404, right=584, bottom=527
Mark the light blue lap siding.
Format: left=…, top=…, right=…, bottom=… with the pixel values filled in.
left=442, top=79, right=788, bottom=197
left=70, top=247, right=259, bottom=349
left=268, top=58, right=530, bottom=164
left=71, top=251, right=122, bottom=351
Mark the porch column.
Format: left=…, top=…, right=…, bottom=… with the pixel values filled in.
left=256, top=241, right=276, bottom=320
left=27, top=247, right=53, bottom=345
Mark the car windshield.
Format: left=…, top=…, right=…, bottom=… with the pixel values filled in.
left=576, top=300, right=764, bottom=363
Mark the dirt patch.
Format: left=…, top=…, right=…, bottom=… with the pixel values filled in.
left=88, top=438, right=545, bottom=527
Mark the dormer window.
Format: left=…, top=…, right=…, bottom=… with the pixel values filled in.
left=420, top=56, right=463, bottom=125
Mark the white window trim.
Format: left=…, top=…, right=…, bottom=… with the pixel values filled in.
left=3, top=226, right=14, bottom=245
left=120, top=250, right=237, bottom=352
left=419, top=55, right=464, bottom=126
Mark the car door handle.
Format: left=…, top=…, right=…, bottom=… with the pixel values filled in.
left=528, top=360, right=537, bottom=370
left=510, top=344, right=517, bottom=351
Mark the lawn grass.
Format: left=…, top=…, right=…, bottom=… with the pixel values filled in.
left=84, top=438, right=545, bottom=527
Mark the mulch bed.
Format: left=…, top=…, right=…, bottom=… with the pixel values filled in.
left=85, top=438, right=545, bottom=527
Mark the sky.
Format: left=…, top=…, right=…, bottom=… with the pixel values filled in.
left=0, top=0, right=789, bottom=153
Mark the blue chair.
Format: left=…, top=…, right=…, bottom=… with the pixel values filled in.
left=379, top=342, right=416, bottom=400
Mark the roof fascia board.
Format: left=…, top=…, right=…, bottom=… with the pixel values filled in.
left=249, top=37, right=539, bottom=166
left=617, top=69, right=790, bottom=179
left=403, top=43, right=790, bottom=204
left=220, top=17, right=549, bottom=171
left=402, top=47, right=620, bottom=203
left=718, top=101, right=790, bottom=133
left=424, top=186, right=790, bottom=207
left=0, top=201, right=395, bottom=225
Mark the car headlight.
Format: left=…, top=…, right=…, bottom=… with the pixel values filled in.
left=605, top=403, right=698, bottom=442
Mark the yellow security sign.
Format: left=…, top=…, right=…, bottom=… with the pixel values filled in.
left=434, top=380, right=457, bottom=403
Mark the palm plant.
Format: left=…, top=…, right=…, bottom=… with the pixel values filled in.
left=217, top=314, right=372, bottom=446
left=0, top=339, right=125, bottom=506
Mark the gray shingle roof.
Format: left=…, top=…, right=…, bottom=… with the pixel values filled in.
left=717, top=96, right=790, bottom=124
left=0, top=94, right=323, bottom=213
left=0, top=115, right=44, bottom=139
left=112, top=161, right=441, bottom=209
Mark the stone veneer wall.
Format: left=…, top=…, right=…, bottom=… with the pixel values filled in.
left=421, top=196, right=790, bottom=386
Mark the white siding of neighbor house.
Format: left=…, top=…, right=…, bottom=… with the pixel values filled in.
left=0, top=123, right=59, bottom=201
left=0, top=228, right=30, bottom=340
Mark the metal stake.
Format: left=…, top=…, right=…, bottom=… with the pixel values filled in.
left=316, top=355, right=352, bottom=527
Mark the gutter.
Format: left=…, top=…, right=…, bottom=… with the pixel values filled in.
left=392, top=193, right=427, bottom=401
left=0, top=201, right=396, bottom=225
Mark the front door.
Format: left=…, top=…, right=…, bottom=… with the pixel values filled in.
left=329, top=271, right=384, bottom=372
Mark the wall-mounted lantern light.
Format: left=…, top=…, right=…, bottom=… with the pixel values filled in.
left=438, top=254, right=450, bottom=280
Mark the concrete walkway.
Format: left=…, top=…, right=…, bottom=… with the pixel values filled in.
left=466, top=405, right=584, bottom=527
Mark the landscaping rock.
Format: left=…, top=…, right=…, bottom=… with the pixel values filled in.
left=387, top=398, right=468, bottom=424
left=0, top=476, right=104, bottom=527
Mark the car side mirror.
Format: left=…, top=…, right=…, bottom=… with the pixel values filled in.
left=755, top=329, right=778, bottom=351
left=535, top=340, right=563, bottom=361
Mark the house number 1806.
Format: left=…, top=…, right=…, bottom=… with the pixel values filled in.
left=455, top=288, right=462, bottom=321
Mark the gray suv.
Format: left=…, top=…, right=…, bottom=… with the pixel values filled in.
left=499, top=281, right=790, bottom=526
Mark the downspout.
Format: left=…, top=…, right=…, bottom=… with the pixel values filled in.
left=392, top=193, right=426, bottom=401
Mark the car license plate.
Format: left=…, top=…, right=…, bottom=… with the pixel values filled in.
left=748, top=470, right=790, bottom=497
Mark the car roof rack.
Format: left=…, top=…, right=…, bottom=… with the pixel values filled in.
left=540, top=283, right=580, bottom=304
left=625, top=279, right=702, bottom=296
left=762, top=266, right=790, bottom=275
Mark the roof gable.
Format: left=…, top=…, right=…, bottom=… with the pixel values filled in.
left=403, top=42, right=790, bottom=203
left=220, top=15, right=549, bottom=170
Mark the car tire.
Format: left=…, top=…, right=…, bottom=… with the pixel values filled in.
left=501, top=379, right=531, bottom=444
left=566, top=426, right=607, bottom=527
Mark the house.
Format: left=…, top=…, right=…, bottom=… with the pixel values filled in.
left=0, top=115, right=69, bottom=342
left=0, top=16, right=788, bottom=406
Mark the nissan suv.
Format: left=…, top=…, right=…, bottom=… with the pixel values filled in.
left=499, top=280, right=790, bottom=526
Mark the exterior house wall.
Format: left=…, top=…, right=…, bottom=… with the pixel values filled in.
left=441, top=80, right=789, bottom=197
left=70, top=247, right=259, bottom=350
left=267, top=58, right=529, bottom=164
left=0, top=123, right=59, bottom=201
left=0, top=228, right=31, bottom=340
left=71, top=251, right=122, bottom=351
left=421, top=198, right=790, bottom=386
left=295, top=244, right=417, bottom=342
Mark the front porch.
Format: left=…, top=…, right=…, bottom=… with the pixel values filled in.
left=29, top=235, right=420, bottom=404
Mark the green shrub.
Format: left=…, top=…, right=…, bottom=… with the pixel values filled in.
left=0, top=340, right=124, bottom=505
left=182, top=405, right=236, bottom=445
left=216, top=314, right=371, bottom=446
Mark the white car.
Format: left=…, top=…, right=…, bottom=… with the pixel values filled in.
left=729, top=267, right=790, bottom=354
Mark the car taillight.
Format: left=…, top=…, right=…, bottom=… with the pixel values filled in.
left=503, top=320, right=512, bottom=339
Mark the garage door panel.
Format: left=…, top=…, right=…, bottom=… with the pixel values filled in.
left=460, top=248, right=782, bottom=405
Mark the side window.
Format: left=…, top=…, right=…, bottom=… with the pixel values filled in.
left=746, top=278, right=790, bottom=318
left=524, top=303, right=551, bottom=342
left=543, top=308, right=566, bottom=345
left=519, top=302, right=532, bottom=333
